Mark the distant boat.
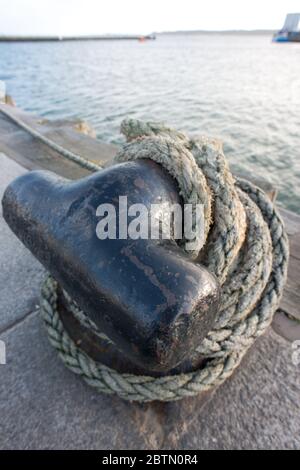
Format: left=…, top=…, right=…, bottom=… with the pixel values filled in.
left=138, top=34, right=156, bottom=42
left=273, top=13, right=300, bottom=42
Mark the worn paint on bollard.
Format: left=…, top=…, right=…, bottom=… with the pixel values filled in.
left=2, top=159, right=220, bottom=372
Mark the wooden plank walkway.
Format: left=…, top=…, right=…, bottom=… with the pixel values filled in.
left=0, top=103, right=117, bottom=178
left=0, top=102, right=299, bottom=341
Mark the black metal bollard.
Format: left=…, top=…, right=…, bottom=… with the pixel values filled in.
left=2, top=159, right=220, bottom=372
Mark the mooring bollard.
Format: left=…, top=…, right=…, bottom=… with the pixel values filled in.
left=2, top=159, right=220, bottom=373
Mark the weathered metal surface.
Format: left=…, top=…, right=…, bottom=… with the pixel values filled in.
left=2, top=159, right=220, bottom=372
left=58, top=285, right=207, bottom=377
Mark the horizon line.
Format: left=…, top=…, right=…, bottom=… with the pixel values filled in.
left=0, top=29, right=276, bottom=39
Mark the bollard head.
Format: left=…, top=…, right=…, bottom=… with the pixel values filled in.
left=2, top=160, right=220, bottom=372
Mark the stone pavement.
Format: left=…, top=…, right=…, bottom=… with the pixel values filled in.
left=0, top=153, right=299, bottom=450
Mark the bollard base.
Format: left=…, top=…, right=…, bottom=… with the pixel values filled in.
left=57, top=283, right=207, bottom=378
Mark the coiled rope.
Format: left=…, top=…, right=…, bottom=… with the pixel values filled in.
left=0, top=107, right=288, bottom=401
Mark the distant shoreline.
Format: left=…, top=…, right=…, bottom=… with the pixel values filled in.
left=159, top=29, right=275, bottom=35
left=0, top=34, right=156, bottom=42
left=0, top=30, right=275, bottom=42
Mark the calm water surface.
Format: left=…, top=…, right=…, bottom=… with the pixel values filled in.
left=1, top=34, right=300, bottom=211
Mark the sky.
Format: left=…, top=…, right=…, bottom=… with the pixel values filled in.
left=0, top=0, right=300, bottom=36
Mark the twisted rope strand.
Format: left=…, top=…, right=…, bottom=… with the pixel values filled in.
left=190, top=138, right=247, bottom=282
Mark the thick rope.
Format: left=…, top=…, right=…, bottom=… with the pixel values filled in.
left=37, top=117, right=289, bottom=402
